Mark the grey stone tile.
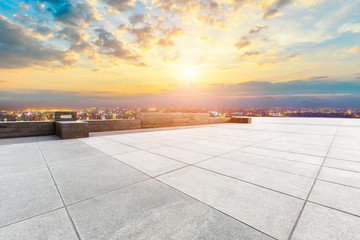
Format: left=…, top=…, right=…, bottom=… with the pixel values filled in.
left=148, top=146, right=213, bottom=164
left=197, top=158, right=313, bottom=199
left=113, top=150, right=186, bottom=176
left=79, top=136, right=113, bottom=145
left=176, top=140, right=240, bottom=156
left=328, top=145, right=360, bottom=162
left=0, top=143, right=46, bottom=175
left=0, top=209, right=78, bottom=240
left=319, top=167, right=360, bottom=189
left=292, top=202, right=360, bottom=240
left=324, top=158, right=360, bottom=173
left=0, top=168, right=63, bottom=227
left=122, top=140, right=165, bottom=150
left=0, top=136, right=59, bottom=146
left=50, top=156, right=148, bottom=205
left=90, top=141, right=137, bottom=156
left=68, top=179, right=272, bottom=240
left=239, top=146, right=324, bottom=165
left=39, top=140, right=107, bottom=166
left=253, top=141, right=330, bottom=157
left=220, top=151, right=320, bottom=178
left=157, top=167, right=304, bottom=240
left=309, top=180, right=360, bottom=216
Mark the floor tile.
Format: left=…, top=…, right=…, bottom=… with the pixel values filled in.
left=89, top=141, right=137, bottom=156
left=319, top=167, right=360, bottom=189
left=176, top=140, right=240, bottom=156
left=324, top=158, right=360, bottom=173
left=0, top=143, right=45, bottom=175
left=197, top=158, right=313, bottom=199
left=220, top=151, right=320, bottom=178
left=292, top=202, right=360, bottom=240
left=309, top=180, right=360, bottom=216
left=239, top=146, right=324, bottom=165
left=157, top=167, right=304, bottom=240
left=328, top=146, right=360, bottom=162
left=0, top=209, right=78, bottom=240
left=68, top=180, right=272, bottom=240
left=148, top=146, right=213, bottom=164
left=0, top=168, right=63, bottom=227
left=39, top=140, right=107, bottom=166
left=113, top=150, right=186, bottom=176
left=50, top=156, right=148, bottom=205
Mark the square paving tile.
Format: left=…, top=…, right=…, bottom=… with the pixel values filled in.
left=157, top=167, right=304, bottom=240
left=175, top=140, right=240, bottom=156
left=324, top=158, right=360, bottom=173
left=292, top=202, right=360, bottom=240
left=220, top=151, right=320, bottom=178
left=239, top=146, right=324, bottom=165
left=309, top=180, right=360, bottom=216
left=0, top=209, right=78, bottom=240
left=50, top=156, right=149, bottom=205
left=318, top=167, right=360, bottom=189
left=254, top=141, right=330, bottom=157
left=89, top=141, right=137, bottom=156
left=113, top=150, right=186, bottom=176
left=328, top=145, right=360, bottom=162
left=197, top=158, right=314, bottom=199
left=0, top=143, right=46, bottom=175
left=148, top=146, right=213, bottom=164
left=68, top=180, right=273, bottom=240
left=39, top=140, right=107, bottom=166
left=0, top=168, right=63, bottom=227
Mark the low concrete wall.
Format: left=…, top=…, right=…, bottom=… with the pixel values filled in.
left=210, top=117, right=232, bottom=124
left=0, top=121, right=55, bottom=139
left=138, top=113, right=210, bottom=128
left=86, top=119, right=141, bottom=132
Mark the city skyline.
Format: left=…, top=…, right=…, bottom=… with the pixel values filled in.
left=0, top=0, right=360, bottom=108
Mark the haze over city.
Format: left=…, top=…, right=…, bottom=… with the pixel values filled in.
left=0, top=0, right=360, bottom=108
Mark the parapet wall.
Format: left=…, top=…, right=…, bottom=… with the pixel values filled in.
left=0, top=113, right=250, bottom=139
left=0, top=121, right=55, bottom=138
left=87, top=119, right=141, bottom=132
left=138, top=112, right=211, bottom=128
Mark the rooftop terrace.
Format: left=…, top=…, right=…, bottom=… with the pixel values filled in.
left=1, top=117, right=360, bottom=240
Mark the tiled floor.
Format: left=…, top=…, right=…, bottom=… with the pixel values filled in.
left=1, top=117, right=360, bottom=240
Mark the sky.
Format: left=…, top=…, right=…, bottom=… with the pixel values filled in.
left=0, top=0, right=359, bottom=108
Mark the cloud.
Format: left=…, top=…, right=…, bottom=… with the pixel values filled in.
left=0, top=18, right=76, bottom=69
left=101, top=0, right=136, bottom=12
left=338, top=23, right=360, bottom=33
left=58, top=26, right=94, bottom=53
left=283, top=54, right=300, bottom=60
left=129, top=13, right=148, bottom=26
left=94, top=27, right=147, bottom=66
left=204, top=79, right=360, bottom=96
left=237, top=51, right=261, bottom=60
left=234, top=36, right=251, bottom=49
left=347, top=46, right=360, bottom=54
left=158, top=26, right=184, bottom=48
left=40, top=0, right=99, bottom=26
left=249, top=25, right=268, bottom=35
left=128, top=26, right=156, bottom=50
left=262, top=0, right=293, bottom=19
left=3, top=79, right=360, bottom=108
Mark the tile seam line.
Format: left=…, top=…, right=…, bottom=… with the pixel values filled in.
left=93, top=130, right=289, bottom=174
left=0, top=207, right=64, bottom=230
left=84, top=138, right=279, bottom=240
left=36, top=142, right=82, bottom=240
left=215, top=156, right=318, bottom=180
left=287, top=120, right=343, bottom=240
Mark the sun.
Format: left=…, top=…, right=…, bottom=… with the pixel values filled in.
left=182, top=67, right=196, bottom=78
